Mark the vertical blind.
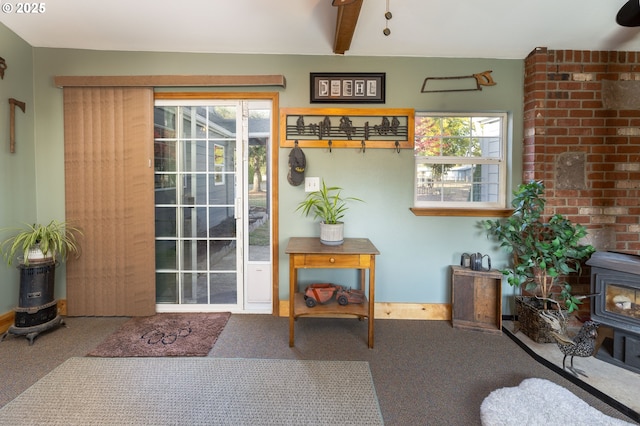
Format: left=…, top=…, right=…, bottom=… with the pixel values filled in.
left=63, top=87, right=156, bottom=316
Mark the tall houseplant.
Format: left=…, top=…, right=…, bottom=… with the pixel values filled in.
left=296, top=180, right=363, bottom=245
left=482, top=181, right=595, bottom=314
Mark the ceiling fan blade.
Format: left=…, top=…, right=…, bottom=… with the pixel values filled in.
left=617, top=0, right=640, bottom=27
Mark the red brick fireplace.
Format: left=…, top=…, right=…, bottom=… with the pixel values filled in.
left=523, top=47, right=640, bottom=316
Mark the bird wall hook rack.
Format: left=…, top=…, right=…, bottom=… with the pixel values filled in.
left=280, top=107, right=414, bottom=150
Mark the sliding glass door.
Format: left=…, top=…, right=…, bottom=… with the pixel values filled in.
left=153, top=99, right=272, bottom=313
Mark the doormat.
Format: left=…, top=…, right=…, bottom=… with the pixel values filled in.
left=86, top=312, right=231, bottom=357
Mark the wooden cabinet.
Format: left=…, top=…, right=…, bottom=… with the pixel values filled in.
left=450, top=266, right=502, bottom=334
left=286, top=238, right=379, bottom=348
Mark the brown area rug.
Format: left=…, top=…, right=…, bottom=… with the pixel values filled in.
left=87, top=312, right=231, bottom=357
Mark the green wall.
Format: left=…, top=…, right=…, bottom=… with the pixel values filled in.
left=0, top=24, right=36, bottom=314
left=2, top=28, right=526, bottom=314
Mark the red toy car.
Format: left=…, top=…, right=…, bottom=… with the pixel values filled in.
left=304, top=283, right=365, bottom=307
left=336, top=286, right=365, bottom=306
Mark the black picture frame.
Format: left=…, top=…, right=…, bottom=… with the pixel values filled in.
left=310, top=72, right=386, bottom=104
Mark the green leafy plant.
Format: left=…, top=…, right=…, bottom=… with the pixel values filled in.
left=296, top=180, right=363, bottom=224
left=0, top=220, right=82, bottom=266
left=482, top=181, right=595, bottom=312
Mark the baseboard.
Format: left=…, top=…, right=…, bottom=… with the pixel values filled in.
left=278, top=301, right=451, bottom=320
left=57, top=299, right=68, bottom=316
left=1, top=301, right=448, bottom=333
left=0, top=310, right=13, bottom=334
left=0, top=299, right=67, bottom=334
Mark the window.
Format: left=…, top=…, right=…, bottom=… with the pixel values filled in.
left=414, top=112, right=507, bottom=210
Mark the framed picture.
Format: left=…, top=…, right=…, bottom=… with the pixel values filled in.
left=310, top=73, right=385, bottom=103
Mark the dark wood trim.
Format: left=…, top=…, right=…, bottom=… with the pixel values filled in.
left=410, top=208, right=513, bottom=217
left=333, top=0, right=363, bottom=54
left=54, top=75, right=286, bottom=88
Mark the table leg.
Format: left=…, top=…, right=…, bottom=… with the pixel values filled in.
left=368, top=256, right=376, bottom=348
left=289, top=257, right=296, bottom=347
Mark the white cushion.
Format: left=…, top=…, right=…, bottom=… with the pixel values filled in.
left=480, top=378, right=633, bottom=426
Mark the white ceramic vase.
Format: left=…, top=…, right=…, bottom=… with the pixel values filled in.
left=319, top=222, right=344, bottom=246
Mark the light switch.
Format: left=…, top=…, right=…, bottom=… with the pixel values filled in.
left=305, top=177, right=320, bottom=192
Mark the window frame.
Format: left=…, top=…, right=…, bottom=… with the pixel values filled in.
left=413, top=112, right=508, bottom=212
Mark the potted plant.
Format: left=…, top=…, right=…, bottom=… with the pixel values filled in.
left=0, top=220, right=82, bottom=339
left=295, top=180, right=363, bottom=245
left=0, top=220, right=82, bottom=266
left=482, top=181, right=595, bottom=342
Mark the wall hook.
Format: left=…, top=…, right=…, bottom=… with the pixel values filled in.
left=0, top=57, right=6, bottom=79
left=328, top=140, right=332, bottom=153
left=395, top=141, right=400, bottom=153
left=361, top=140, right=366, bottom=153
left=294, top=140, right=299, bottom=147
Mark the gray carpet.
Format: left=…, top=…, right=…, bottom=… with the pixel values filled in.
left=0, top=357, right=383, bottom=426
left=1, top=315, right=637, bottom=425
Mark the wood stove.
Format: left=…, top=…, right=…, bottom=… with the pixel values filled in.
left=587, top=251, right=640, bottom=374
left=1, top=261, right=64, bottom=345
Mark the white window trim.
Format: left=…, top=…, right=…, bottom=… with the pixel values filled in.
left=413, top=112, right=508, bottom=210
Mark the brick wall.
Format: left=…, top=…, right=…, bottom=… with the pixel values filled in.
left=523, top=47, right=640, bottom=315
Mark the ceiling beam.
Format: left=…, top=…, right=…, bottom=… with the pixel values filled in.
left=332, top=0, right=363, bottom=54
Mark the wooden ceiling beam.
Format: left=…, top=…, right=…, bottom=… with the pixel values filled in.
left=332, top=0, right=363, bottom=54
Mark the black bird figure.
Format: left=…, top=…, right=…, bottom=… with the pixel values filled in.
left=539, top=311, right=599, bottom=377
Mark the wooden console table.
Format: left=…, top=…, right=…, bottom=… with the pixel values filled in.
left=285, top=237, right=380, bottom=348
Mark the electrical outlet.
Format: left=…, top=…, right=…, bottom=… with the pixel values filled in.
left=305, top=177, right=320, bottom=192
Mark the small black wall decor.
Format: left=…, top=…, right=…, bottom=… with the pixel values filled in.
left=0, top=57, right=7, bottom=79
left=310, top=72, right=385, bottom=103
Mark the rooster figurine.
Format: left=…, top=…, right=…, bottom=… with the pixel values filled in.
left=539, top=311, right=599, bottom=377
